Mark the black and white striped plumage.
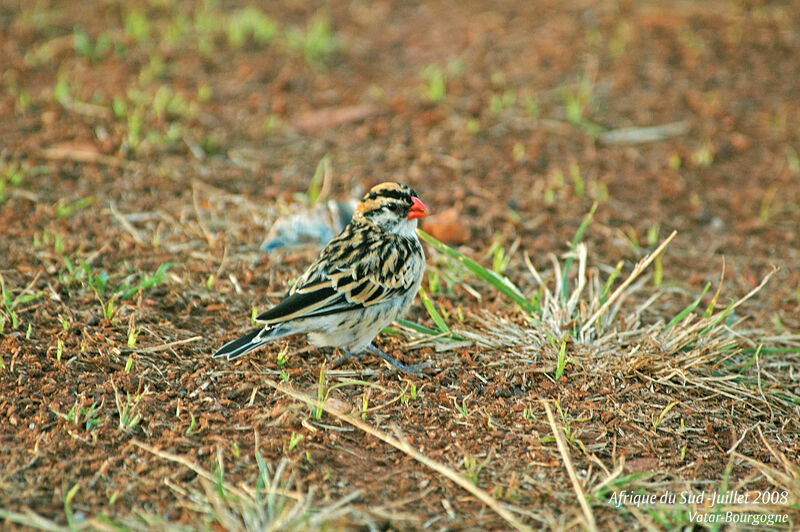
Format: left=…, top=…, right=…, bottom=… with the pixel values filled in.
left=213, top=182, right=430, bottom=374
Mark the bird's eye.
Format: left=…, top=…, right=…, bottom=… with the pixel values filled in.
left=387, top=204, right=399, bottom=212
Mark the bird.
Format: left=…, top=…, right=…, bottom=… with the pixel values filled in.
left=213, top=182, right=432, bottom=375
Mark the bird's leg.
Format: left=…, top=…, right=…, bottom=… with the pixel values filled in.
left=366, top=344, right=432, bottom=375
left=331, top=348, right=366, bottom=369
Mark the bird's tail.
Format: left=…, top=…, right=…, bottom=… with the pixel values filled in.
left=213, top=326, right=286, bottom=361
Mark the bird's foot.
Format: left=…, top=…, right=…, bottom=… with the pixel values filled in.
left=366, top=344, right=432, bottom=376
left=331, top=349, right=367, bottom=369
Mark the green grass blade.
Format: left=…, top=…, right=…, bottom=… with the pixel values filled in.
left=644, top=508, right=670, bottom=528
left=741, top=347, right=800, bottom=355
left=561, top=203, right=597, bottom=303
left=418, top=230, right=538, bottom=316
left=64, top=483, right=80, bottom=530
left=309, top=154, right=328, bottom=204
left=600, top=261, right=624, bottom=305
left=554, top=339, right=567, bottom=381
left=56, top=196, right=94, bottom=218
left=395, top=318, right=441, bottom=336
left=663, top=282, right=710, bottom=333
left=699, top=300, right=735, bottom=337
left=770, top=392, right=800, bottom=406
left=392, top=318, right=464, bottom=341
left=119, top=262, right=177, bottom=299
left=93, top=515, right=131, bottom=532
left=653, top=254, right=663, bottom=287
left=255, top=448, right=268, bottom=493
left=419, top=286, right=449, bottom=334
left=0, top=274, right=8, bottom=307
left=738, top=343, right=761, bottom=374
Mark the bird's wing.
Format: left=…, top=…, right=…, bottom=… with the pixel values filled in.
left=255, top=285, right=348, bottom=323
left=256, top=226, right=421, bottom=325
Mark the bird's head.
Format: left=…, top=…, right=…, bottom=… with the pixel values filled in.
left=355, top=182, right=428, bottom=236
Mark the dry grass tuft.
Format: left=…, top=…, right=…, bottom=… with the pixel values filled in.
left=407, top=230, right=800, bottom=529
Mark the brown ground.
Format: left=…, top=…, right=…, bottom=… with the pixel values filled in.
left=1, top=0, right=799, bottom=530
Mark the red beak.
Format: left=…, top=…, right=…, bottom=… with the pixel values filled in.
left=408, top=196, right=428, bottom=220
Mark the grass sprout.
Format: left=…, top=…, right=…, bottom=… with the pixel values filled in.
left=118, top=262, right=176, bottom=299
left=562, top=72, right=604, bottom=138
left=0, top=272, right=43, bottom=332
left=186, top=412, right=197, bottom=436
left=63, top=483, right=81, bottom=530
left=123, top=9, right=150, bottom=43
left=54, top=397, right=103, bottom=434
left=422, top=64, right=446, bottom=103
left=462, top=454, right=489, bottom=485
left=307, top=154, right=330, bottom=204
left=312, top=364, right=382, bottom=420
left=73, top=27, right=112, bottom=62
left=126, top=317, right=140, bottom=348
left=554, top=339, right=568, bottom=381
left=110, top=440, right=361, bottom=531
left=93, top=287, right=117, bottom=322
left=226, top=6, right=277, bottom=48
left=288, top=432, right=303, bottom=452
left=112, top=382, right=147, bottom=432
left=652, top=401, right=678, bottom=432
left=454, top=398, right=470, bottom=419
left=55, top=338, right=64, bottom=362
left=0, top=159, right=26, bottom=203
left=561, top=203, right=597, bottom=304
left=288, top=14, right=340, bottom=66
